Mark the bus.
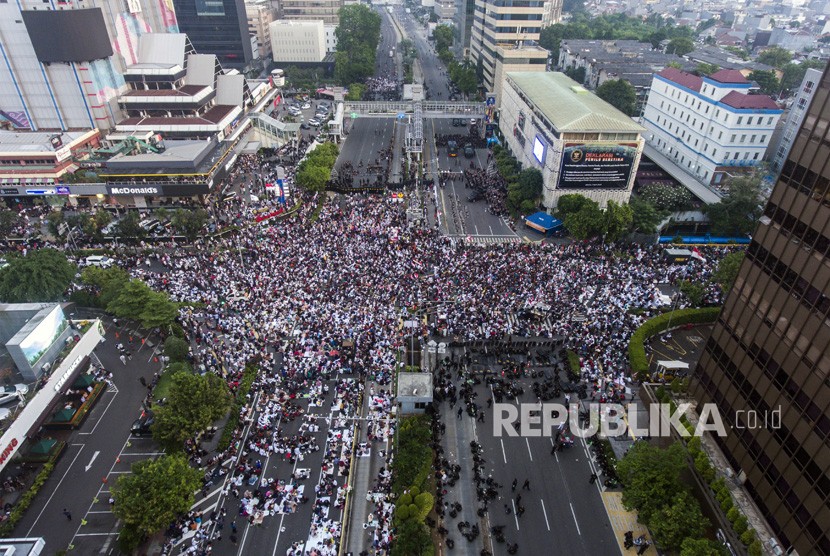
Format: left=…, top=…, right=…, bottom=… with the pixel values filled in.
left=448, top=140, right=458, bottom=157
left=270, top=68, right=285, bottom=87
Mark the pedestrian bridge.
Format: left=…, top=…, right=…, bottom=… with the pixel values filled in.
left=344, top=101, right=485, bottom=118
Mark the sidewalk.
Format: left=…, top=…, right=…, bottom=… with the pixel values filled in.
left=600, top=491, right=657, bottom=555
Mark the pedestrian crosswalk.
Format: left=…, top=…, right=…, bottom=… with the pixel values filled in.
left=453, top=235, right=523, bottom=245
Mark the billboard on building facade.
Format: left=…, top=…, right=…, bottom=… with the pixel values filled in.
left=558, top=142, right=638, bottom=189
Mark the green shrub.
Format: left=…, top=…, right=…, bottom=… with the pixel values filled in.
left=748, top=539, right=763, bottom=556
left=566, top=350, right=581, bottom=380
left=629, top=307, right=721, bottom=379
left=414, top=492, right=434, bottom=521
left=694, top=452, right=715, bottom=483
left=727, top=507, right=740, bottom=523
left=396, top=505, right=412, bottom=521
left=740, top=528, right=756, bottom=546
left=687, top=436, right=701, bottom=456
left=216, top=364, right=258, bottom=451
left=733, top=515, right=748, bottom=535
left=720, top=497, right=734, bottom=512
left=398, top=493, right=413, bottom=507
left=0, top=462, right=55, bottom=537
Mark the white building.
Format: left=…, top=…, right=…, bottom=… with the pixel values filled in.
left=642, top=68, right=782, bottom=187
left=324, top=24, right=338, bottom=53
left=269, top=20, right=327, bottom=63
left=247, top=0, right=276, bottom=61
left=397, top=373, right=433, bottom=414
left=500, top=72, right=645, bottom=209
left=771, top=68, right=822, bottom=173
left=0, top=0, right=179, bottom=132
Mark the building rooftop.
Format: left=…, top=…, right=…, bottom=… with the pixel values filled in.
left=719, top=91, right=780, bottom=110
left=507, top=72, right=646, bottom=133
left=397, top=372, right=433, bottom=399
left=117, top=105, right=238, bottom=128
left=121, top=85, right=210, bottom=98
left=656, top=67, right=703, bottom=92
left=0, top=130, right=96, bottom=155
left=708, top=69, right=749, bottom=84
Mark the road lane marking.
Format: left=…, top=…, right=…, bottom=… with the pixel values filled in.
left=525, top=438, right=533, bottom=461
left=26, top=444, right=85, bottom=535
left=84, top=451, right=101, bottom=472
left=541, top=499, right=551, bottom=531
left=500, top=439, right=507, bottom=464
left=511, top=499, right=520, bottom=531
left=570, top=502, right=582, bottom=535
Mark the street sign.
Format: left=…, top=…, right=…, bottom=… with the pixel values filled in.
left=351, top=113, right=358, bottom=119
left=397, top=113, right=406, bottom=119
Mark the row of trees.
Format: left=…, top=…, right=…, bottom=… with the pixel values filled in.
left=79, top=266, right=180, bottom=329
left=296, top=142, right=340, bottom=192
left=556, top=194, right=633, bottom=241
left=540, top=13, right=695, bottom=56
left=335, top=4, right=382, bottom=85
left=491, top=146, right=544, bottom=215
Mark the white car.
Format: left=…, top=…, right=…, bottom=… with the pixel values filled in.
left=308, top=118, right=321, bottom=127
left=301, top=103, right=311, bottom=110
left=0, top=383, right=28, bottom=406
left=84, top=255, right=115, bottom=268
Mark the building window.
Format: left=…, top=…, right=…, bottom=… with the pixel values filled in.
left=731, top=134, right=736, bottom=142
left=733, top=152, right=739, bottom=159
left=724, top=151, right=730, bottom=160
left=751, top=134, right=756, bottom=143
left=737, top=116, right=743, bottom=125
left=761, top=135, right=767, bottom=143
left=415, top=402, right=427, bottom=409
left=747, top=117, right=753, bottom=125
left=767, top=117, right=773, bottom=125
left=741, top=134, right=746, bottom=143
left=743, top=152, right=749, bottom=159
left=718, top=131, right=722, bottom=140
left=754, top=152, right=760, bottom=160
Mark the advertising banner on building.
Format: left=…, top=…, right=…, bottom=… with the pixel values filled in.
left=558, top=142, right=638, bottom=189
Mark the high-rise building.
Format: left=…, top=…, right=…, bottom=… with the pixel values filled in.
left=278, top=0, right=343, bottom=26
left=770, top=67, right=824, bottom=174
left=453, top=0, right=476, bottom=57
left=642, top=68, right=782, bottom=187
left=0, top=0, right=178, bottom=131
left=468, top=0, right=560, bottom=99
left=171, top=0, right=255, bottom=70
left=270, top=20, right=327, bottom=63
left=691, top=66, right=830, bottom=556
left=247, top=0, right=276, bottom=61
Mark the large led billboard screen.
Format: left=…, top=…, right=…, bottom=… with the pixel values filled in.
left=558, top=142, right=638, bottom=189
left=19, top=306, right=68, bottom=366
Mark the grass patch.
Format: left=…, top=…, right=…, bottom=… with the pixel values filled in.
left=629, top=307, right=721, bottom=380
left=566, top=349, right=581, bottom=380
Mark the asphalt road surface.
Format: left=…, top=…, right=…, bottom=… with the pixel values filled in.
left=396, top=8, right=453, bottom=100
left=337, top=118, right=402, bottom=186
left=375, top=7, right=402, bottom=85
left=424, top=118, right=518, bottom=242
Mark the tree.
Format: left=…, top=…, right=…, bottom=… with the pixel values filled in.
left=116, top=211, right=146, bottom=240
left=506, top=169, right=544, bottom=214
left=346, top=83, right=366, bottom=101
left=79, top=210, right=113, bottom=242
left=616, top=441, right=688, bottom=524
left=713, top=251, right=745, bottom=293
left=80, top=266, right=130, bottom=308
left=448, top=61, right=477, bottom=95
left=335, top=4, right=381, bottom=84
left=296, top=163, right=332, bottom=192
left=171, top=208, right=209, bottom=241
left=139, top=291, right=179, bottom=329
left=564, top=66, right=587, bottom=84
left=603, top=200, right=633, bottom=242
left=756, top=46, right=792, bottom=69
left=0, top=249, right=76, bottom=303
left=679, top=536, right=723, bottom=556
left=46, top=211, right=65, bottom=237
left=563, top=200, right=604, bottom=240
left=704, top=173, right=764, bottom=236
left=780, top=59, right=826, bottom=92
left=433, top=24, right=454, bottom=52
left=679, top=280, right=707, bottom=307
left=695, top=62, right=719, bottom=76
left=666, top=37, right=695, bottom=56
left=556, top=193, right=595, bottom=220
left=596, top=79, right=638, bottom=116
left=629, top=196, right=664, bottom=234
left=107, top=279, right=154, bottom=321
left=152, top=372, right=231, bottom=452
left=562, top=0, right=586, bottom=13
left=0, top=209, right=19, bottom=237
left=749, top=70, right=779, bottom=95
left=164, top=336, right=190, bottom=363
left=649, top=491, right=710, bottom=550
left=390, top=520, right=432, bottom=556
left=112, top=454, right=201, bottom=550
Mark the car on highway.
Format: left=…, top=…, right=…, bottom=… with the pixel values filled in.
left=0, top=383, right=28, bottom=406
left=470, top=118, right=477, bottom=126
left=448, top=141, right=459, bottom=157
left=131, top=409, right=155, bottom=436
left=467, top=191, right=484, bottom=202
left=464, top=143, right=475, bottom=158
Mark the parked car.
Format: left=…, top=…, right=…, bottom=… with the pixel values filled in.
left=301, top=122, right=310, bottom=129
left=84, top=255, right=115, bottom=268
left=130, top=409, right=155, bottom=436
left=308, top=118, right=321, bottom=127
left=0, top=383, right=28, bottom=406
left=301, top=103, right=311, bottom=110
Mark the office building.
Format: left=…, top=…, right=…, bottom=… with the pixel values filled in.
left=171, top=0, right=255, bottom=70
left=270, top=20, right=327, bottom=63
left=453, top=0, right=476, bottom=57
left=642, top=68, right=782, bottom=187
left=278, top=0, right=343, bottom=25
left=247, top=0, right=276, bottom=61
left=691, top=65, right=830, bottom=556
left=468, top=0, right=560, bottom=98
left=0, top=0, right=178, bottom=132
left=770, top=67, right=824, bottom=174
left=500, top=72, right=645, bottom=209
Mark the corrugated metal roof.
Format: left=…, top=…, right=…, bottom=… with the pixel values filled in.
left=506, top=72, right=646, bottom=133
